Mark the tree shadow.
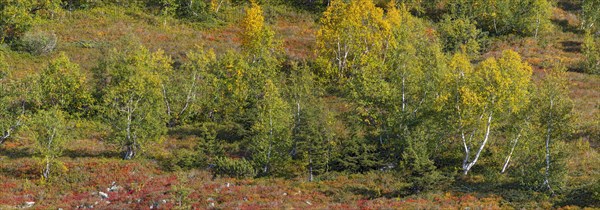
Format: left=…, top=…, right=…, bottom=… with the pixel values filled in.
left=567, top=64, right=585, bottom=73
left=561, top=40, right=582, bottom=53
left=552, top=19, right=583, bottom=34
left=556, top=0, right=581, bottom=13
left=62, top=148, right=121, bottom=159
left=0, top=146, right=34, bottom=159
left=556, top=185, right=600, bottom=208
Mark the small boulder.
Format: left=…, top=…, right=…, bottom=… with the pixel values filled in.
left=20, top=201, right=35, bottom=208
left=99, top=191, right=109, bottom=199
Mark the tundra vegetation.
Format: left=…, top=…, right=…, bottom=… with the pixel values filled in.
left=0, top=0, right=598, bottom=208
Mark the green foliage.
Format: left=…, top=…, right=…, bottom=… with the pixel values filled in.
left=249, top=79, right=293, bottom=176
left=147, top=0, right=178, bottom=16
left=211, top=156, right=256, bottom=178
left=37, top=52, right=92, bottom=115
left=331, top=129, right=382, bottom=173
left=0, top=51, right=7, bottom=78
left=61, top=0, right=143, bottom=10
left=27, top=108, right=69, bottom=181
left=0, top=0, right=63, bottom=43
left=583, top=31, right=600, bottom=75
left=196, top=122, right=224, bottom=166
left=447, top=0, right=553, bottom=36
left=400, top=128, right=447, bottom=193
left=95, top=44, right=169, bottom=160
left=161, top=148, right=200, bottom=171
left=175, top=0, right=213, bottom=21
left=532, top=63, right=572, bottom=193
left=163, top=48, right=217, bottom=127
left=0, top=0, right=36, bottom=43
left=0, top=53, right=26, bottom=145
left=582, top=0, right=600, bottom=33
left=286, top=63, right=333, bottom=179
left=437, top=15, right=482, bottom=55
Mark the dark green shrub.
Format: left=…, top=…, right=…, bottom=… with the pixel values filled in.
left=0, top=0, right=35, bottom=43
left=583, top=31, right=600, bottom=75
left=161, top=149, right=200, bottom=171
left=211, top=156, right=256, bottom=179
left=437, top=15, right=483, bottom=55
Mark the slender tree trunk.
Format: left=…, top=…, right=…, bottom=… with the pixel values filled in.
left=124, top=144, right=136, bottom=160
left=543, top=98, right=554, bottom=194
left=264, top=109, right=273, bottom=174
left=124, top=103, right=135, bottom=160
left=534, top=15, right=540, bottom=39
left=43, top=156, right=51, bottom=180
left=1, top=103, right=24, bottom=145
left=43, top=128, right=56, bottom=179
left=1, top=128, right=12, bottom=145
left=501, top=129, right=522, bottom=173
left=308, top=151, right=313, bottom=182
left=401, top=76, right=406, bottom=112
left=463, top=111, right=493, bottom=175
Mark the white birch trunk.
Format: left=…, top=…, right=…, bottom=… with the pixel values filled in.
left=463, top=111, right=493, bottom=175
left=501, top=130, right=522, bottom=173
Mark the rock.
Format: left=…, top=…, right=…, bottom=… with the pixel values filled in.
left=150, top=202, right=159, bottom=209
left=21, top=201, right=35, bottom=208
left=107, top=182, right=121, bottom=192
left=99, top=191, right=109, bottom=199
left=282, top=192, right=287, bottom=196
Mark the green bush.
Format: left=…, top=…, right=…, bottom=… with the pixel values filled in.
left=583, top=31, right=600, bottom=75
left=0, top=0, right=36, bottom=43
left=174, top=0, right=213, bottom=21
left=161, top=149, right=200, bottom=171
left=211, top=156, right=256, bottom=179
left=437, top=15, right=482, bottom=55
left=61, top=0, right=142, bottom=10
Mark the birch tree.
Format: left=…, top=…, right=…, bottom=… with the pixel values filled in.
left=38, top=52, right=92, bottom=115
left=96, top=45, right=168, bottom=160
left=582, top=0, right=600, bottom=33
left=534, top=63, right=573, bottom=193
left=0, top=53, right=23, bottom=145
left=162, top=49, right=216, bottom=127
left=249, top=79, right=292, bottom=176
left=28, top=108, right=68, bottom=181
left=446, top=50, right=532, bottom=175
left=316, top=0, right=391, bottom=81
left=240, top=0, right=280, bottom=68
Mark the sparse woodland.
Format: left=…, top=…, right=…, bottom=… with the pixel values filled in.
left=0, top=0, right=599, bottom=208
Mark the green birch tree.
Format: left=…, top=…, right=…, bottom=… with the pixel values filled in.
left=95, top=45, right=169, bottom=160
